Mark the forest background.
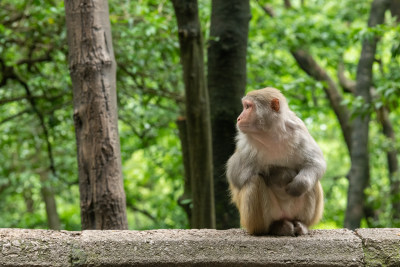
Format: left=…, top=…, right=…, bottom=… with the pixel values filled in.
left=0, top=0, right=399, bottom=231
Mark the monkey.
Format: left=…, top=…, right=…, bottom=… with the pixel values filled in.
left=226, top=87, right=326, bottom=236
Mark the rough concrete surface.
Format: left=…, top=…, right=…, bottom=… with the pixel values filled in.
left=356, top=228, right=400, bottom=267
left=0, top=229, right=72, bottom=266
left=0, top=228, right=398, bottom=266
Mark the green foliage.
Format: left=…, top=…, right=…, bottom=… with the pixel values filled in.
left=0, top=0, right=78, bottom=229
left=0, top=0, right=399, bottom=230
left=250, top=0, right=400, bottom=228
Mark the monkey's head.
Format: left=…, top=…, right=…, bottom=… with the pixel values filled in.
left=237, top=87, right=288, bottom=133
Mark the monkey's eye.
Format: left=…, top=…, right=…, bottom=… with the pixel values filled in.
left=243, top=101, right=251, bottom=110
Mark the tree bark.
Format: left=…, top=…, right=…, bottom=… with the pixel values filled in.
left=344, top=0, right=390, bottom=230
left=64, top=0, right=128, bottom=230
left=207, top=0, right=250, bottom=229
left=171, top=0, right=216, bottom=228
left=176, top=117, right=192, bottom=227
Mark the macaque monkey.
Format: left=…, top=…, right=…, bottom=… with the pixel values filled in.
left=226, top=87, right=325, bottom=236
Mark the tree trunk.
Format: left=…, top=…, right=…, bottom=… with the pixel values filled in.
left=40, top=171, right=61, bottom=230
left=391, top=0, right=400, bottom=22
left=176, top=117, right=192, bottom=227
left=387, top=0, right=400, bottom=220
left=207, top=0, right=250, bottom=229
left=338, top=65, right=400, bottom=221
left=171, top=0, right=216, bottom=229
left=344, top=0, right=390, bottom=230
left=23, top=189, right=34, bottom=214
left=377, top=107, right=400, bottom=220
left=64, top=0, right=128, bottom=230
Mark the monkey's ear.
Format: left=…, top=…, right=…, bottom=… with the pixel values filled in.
left=271, top=98, right=280, bottom=112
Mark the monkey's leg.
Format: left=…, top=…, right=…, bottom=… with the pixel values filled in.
left=236, top=177, right=272, bottom=235
left=268, top=220, right=295, bottom=236
left=296, top=181, right=324, bottom=227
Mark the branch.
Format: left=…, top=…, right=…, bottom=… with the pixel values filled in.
left=337, top=61, right=356, bottom=93
left=126, top=202, right=156, bottom=222
left=14, top=75, right=57, bottom=180
left=257, top=3, right=353, bottom=153
left=284, top=0, right=292, bottom=9
left=0, top=109, right=31, bottom=125
left=290, top=49, right=353, bottom=153
left=16, top=55, right=52, bottom=66
left=256, top=0, right=275, bottom=17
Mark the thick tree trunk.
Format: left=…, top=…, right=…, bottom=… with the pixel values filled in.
left=207, top=0, right=250, bottom=229
left=64, top=0, right=128, bottom=230
left=171, top=0, right=216, bottom=228
left=344, top=0, right=390, bottom=230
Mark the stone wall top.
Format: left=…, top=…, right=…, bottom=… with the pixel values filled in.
left=0, top=228, right=399, bottom=266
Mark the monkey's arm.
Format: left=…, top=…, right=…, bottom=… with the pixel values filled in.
left=261, top=166, right=297, bottom=188
left=285, top=146, right=326, bottom=197
left=226, top=151, right=257, bottom=189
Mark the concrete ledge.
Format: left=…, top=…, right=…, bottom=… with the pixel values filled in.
left=0, top=228, right=399, bottom=266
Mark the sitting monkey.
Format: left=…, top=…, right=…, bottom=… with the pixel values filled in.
left=226, top=87, right=326, bottom=236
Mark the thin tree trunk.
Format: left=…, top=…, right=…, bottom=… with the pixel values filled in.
left=344, top=0, right=390, bottom=230
left=176, top=117, right=192, bottom=227
left=39, top=171, right=61, bottom=230
left=171, top=0, right=216, bottom=229
left=338, top=64, right=400, bottom=221
left=207, top=0, right=250, bottom=229
left=64, top=0, right=128, bottom=230
left=391, top=0, right=400, bottom=22
left=377, top=107, right=400, bottom=219
left=387, top=0, right=400, bottom=220
left=23, top=189, right=34, bottom=214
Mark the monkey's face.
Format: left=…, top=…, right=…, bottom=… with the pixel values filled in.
left=237, top=97, right=259, bottom=133
left=237, top=95, right=280, bottom=133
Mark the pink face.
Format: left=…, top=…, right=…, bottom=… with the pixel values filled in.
left=237, top=98, right=256, bottom=132
left=236, top=96, right=280, bottom=133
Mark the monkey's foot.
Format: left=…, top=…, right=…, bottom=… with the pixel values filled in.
left=269, top=220, right=295, bottom=236
left=293, top=220, right=308, bottom=236
left=268, top=220, right=309, bottom=236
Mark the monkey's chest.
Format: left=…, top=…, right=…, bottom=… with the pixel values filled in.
left=257, top=143, right=298, bottom=167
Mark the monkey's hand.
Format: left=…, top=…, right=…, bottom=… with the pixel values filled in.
left=262, top=166, right=297, bottom=188
left=285, top=174, right=311, bottom=197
